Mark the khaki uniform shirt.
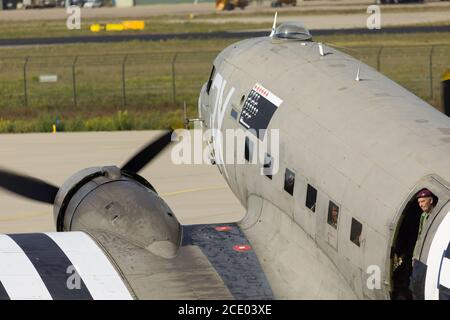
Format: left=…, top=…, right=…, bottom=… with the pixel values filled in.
left=413, top=210, right=432, bottom=262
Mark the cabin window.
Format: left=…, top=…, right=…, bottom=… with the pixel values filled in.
left=305, top=184, right=317, bottom=212
left=284, top=168, right=295, bottom=195
left=206, top=66, right=215, bottom=94
left=350, top=218, right=363, bottom=247
left=327, top=201, right=339, bottom=229
left=263, top=153, right=273, bottom=179
left=244, top=136, right=253, bottom=162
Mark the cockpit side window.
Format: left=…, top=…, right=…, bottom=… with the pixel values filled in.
left=263, top=153, right=273, bottom=179
left=244, top=136, right=253, bottom=163
left=206, top=66, right=215, bottom=95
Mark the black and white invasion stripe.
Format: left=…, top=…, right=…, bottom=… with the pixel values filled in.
left=439, top=242, right=450, bottom=300
left=0, top=232, right=132, bottom=300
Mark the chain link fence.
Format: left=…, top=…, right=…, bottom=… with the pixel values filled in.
left=0, top=45, right=449, bottom=111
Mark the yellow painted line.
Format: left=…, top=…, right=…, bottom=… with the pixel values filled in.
left=0, top=185, right=228, bottom=221
left=161, top=185, right=227, bottom=197
left=0, top=211, right=49, bottom=222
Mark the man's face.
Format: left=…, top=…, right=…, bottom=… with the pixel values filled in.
left=331, top=209, right=338, bottom=222
left=418, top=197, right=434, bottom=213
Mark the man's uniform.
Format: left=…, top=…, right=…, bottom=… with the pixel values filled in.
left=412, top=189, right=435, bottom=262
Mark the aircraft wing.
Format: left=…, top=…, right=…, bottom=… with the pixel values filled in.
left=0, top=224, right=273, bottom=300
left=0, top=232, right=132, bottom=300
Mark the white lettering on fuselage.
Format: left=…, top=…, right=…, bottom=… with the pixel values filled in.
left=210, top=72, right=236, bottom=180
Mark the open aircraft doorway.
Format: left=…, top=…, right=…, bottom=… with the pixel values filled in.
left=391, top=188, right=440, bottom=300
left=391, top=197, right=422, bottom=299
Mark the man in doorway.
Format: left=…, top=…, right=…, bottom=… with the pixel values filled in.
left=415, top=188, right=436, bottom=240
left=409, top=188, right=437, bottom=299
left=411, top=188, right=437, bottom=265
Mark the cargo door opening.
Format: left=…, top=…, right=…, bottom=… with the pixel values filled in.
left=391, top=197, right=422, bottom=300
left=391, top=191, right=439, bottom=300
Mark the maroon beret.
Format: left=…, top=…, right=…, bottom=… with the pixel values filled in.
left=416, top=188, right=434, bottom=199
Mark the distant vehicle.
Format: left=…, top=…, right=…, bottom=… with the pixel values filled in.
left=375, top=0, right=423, bottom=3
left=3, top=0, right=18, bottom=9
left=271, top=0, right=297, bottom=7
left=22, top=0, right=60, bottom=8
left=83, top=0, right=102, bottom=8
left=68, top=0, right=86, bottom=6
left=215, top=0, right=249, bottom=10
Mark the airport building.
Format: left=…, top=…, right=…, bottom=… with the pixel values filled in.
left=134, top=0, right=213, bottom=4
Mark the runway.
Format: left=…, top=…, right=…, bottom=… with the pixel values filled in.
left=0, top=130, right=245, bottom=234
left=1, top=25, right=450, bottom=47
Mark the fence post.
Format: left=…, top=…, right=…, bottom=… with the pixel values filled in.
left=23, top=56, right=29, bottom=107
left=377, top=46, right=383, bottom=72
left=72, top=55, right=78, bottom=107
left=429, top=45, right=435, bottom=100
left=171, top=52, right=178, bottom=104
left=122, top=54, right=128, bottom=107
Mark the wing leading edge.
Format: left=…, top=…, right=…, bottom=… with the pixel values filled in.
left=0, top=224, right=273, bottom=300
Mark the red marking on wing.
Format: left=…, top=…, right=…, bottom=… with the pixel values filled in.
left=233, top=244, right=252, bottom=252
left=215, top=226, right=233, bottom=232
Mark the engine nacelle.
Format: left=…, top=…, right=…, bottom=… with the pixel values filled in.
left=53, top=166, right=181, bottom=258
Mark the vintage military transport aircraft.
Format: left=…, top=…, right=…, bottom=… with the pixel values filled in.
left=0, top=18, right=449, bottom=300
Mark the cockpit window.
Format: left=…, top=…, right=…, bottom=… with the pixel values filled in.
left=263, top=153, right=273, bottom=179
left=244, top=136, right=253, bottom=163
left=206, top=66, right=215, bottom=95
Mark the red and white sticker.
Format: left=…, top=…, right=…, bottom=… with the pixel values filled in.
left=233, top=245, right=252, bottom=252
left=253, top=83, right=283, bottom=107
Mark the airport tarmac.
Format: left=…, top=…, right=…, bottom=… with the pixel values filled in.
left=1, top=0, right=450, bottom=30
left=2, top=1, right=375, bottom=21
left=0, top=130, right=245, bottom=234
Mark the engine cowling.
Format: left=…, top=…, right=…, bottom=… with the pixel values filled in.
left=53, top=166, right=181, bottom=259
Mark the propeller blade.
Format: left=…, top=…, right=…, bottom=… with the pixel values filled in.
left=121, top=130, right=173, bottom=173
left=0, top=169, right=59, bottom=204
